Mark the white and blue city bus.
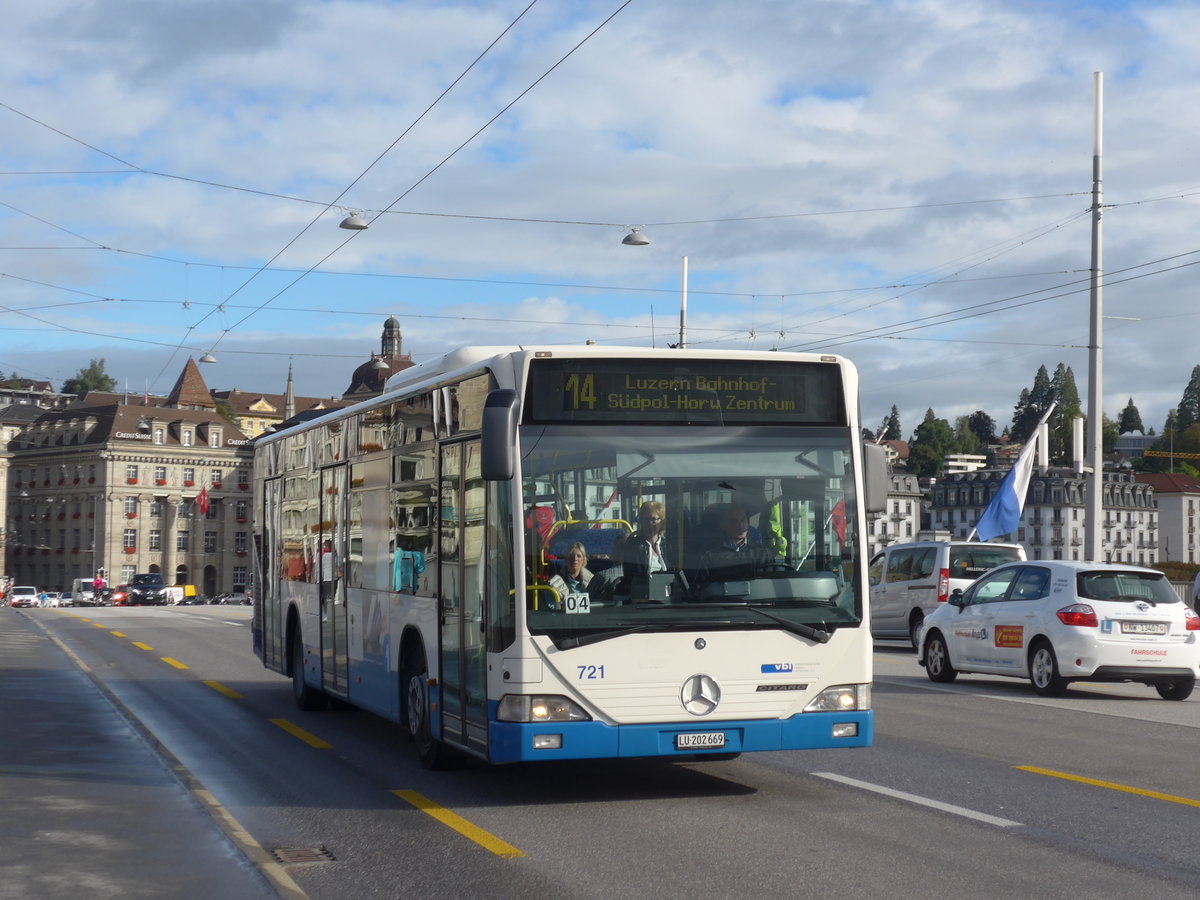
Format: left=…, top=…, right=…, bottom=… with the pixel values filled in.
left=251, top=346, right=887, bottom=766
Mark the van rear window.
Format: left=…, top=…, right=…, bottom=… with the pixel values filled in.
left=949, top=546, right=1022, bottom=577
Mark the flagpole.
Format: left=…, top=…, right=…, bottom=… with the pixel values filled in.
left=1084, top=72, right=1104, bottom=562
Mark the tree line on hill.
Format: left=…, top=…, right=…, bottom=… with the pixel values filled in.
left=872, top=363, right=1200, bottom=479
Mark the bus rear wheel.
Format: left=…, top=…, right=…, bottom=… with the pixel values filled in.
left=403, top=652, right=445, bottom=769
left=291, top=627, right=325, bottom=711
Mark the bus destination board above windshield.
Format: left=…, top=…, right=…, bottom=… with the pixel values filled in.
left=526, top=358, right=845, bottom=425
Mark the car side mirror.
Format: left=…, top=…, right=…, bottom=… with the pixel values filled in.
left=949, top=589, right=967, bottom=609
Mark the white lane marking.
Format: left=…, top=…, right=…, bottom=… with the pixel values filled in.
left=812, top=772, right=1023, bottom=828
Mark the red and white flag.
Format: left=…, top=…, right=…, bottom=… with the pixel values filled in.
left=197, top=487, right=210, bottom=516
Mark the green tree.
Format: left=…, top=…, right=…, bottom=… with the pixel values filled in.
left=1176, top=365, right=1200, bottom=432
left=1049, top=363, right=1082, bottom=460
left=62, top=358, right=117, bottom=396
left=1117, top=397, right=1144, bottom=434
left=1102, top=413, right=1119, bottom=455
left=2, top=371, right=21, bottom=389
left=1011, top=365, right=1054, bottom=443
left=967, top=410, right=997, bottom=446
left=883, top=405, right=902, bottom=441
left=954, top=416, right=981, bottom=455
left=907, top=408, right=957, bottom=477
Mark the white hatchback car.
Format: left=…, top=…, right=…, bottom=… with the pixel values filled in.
left=918, top=560, right=1200, bottom=700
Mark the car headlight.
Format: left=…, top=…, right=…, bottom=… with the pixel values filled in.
left=497, top=694, right=592, bottom=723
left=804, top=684, right=870, bottom=712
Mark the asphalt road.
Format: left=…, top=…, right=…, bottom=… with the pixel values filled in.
left=19, top=607, right=1200, bottom=899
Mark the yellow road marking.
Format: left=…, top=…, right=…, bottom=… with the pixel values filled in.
left=1016, top=765, right=1200, bottom=809
left=131, top=642, right=153, bottom=651
left=110, top=631, right=126, bottom=637
left=392, top=789, right=524, bottom=858
left=269, top=718, right=332, bottom=749
left=92, top=622, right=107, bottom=629
left=204, top=680, right=244, bottom=700
left=161, top=657, right=189, bottom=669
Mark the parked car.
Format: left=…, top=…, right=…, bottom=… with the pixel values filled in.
left=211, top=590, right=251, bottom=605
left=9, top=586, right=39, bottom=608
left=918, top=560, right=1200, bottom=700
left=128, top=573, right=168, bottom=606
left=869, top=540, right=1026, bottom=647
left=58, top=591, right=75, bottom=608
left=42, top=592, right=62, bottom=608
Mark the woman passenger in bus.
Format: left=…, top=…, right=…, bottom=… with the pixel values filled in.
left=621, top=500, right=670, bottom=601
left=548, top=541, right=606, bottom=604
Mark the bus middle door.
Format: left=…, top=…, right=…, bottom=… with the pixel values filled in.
left=438, top=439, right=488, bottom=757
left=319, top=464, right=349, bottom=697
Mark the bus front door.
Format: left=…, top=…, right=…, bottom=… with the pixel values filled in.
left=438, top=439, right=488, bottom=757
left=320, top=464, right=349, bottom=696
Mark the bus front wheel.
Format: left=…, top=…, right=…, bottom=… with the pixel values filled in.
left=403, top=652, right=445, bottom=769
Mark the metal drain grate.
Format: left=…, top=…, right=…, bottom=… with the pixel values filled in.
left=271, top=846, right=337, bottom=865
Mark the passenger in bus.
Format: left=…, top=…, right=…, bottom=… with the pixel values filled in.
left=699, top=504, right=775, bottom=583
left=548, top=542, right=607, bottom=602
left=621, top=500, right=670, bottom=600
left=317, top=538, right=341, bottom=603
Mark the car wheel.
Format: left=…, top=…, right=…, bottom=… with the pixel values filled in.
left=924, top=631, right=957, bottom=683
left=908, top=612, right=924, bottom=650
left=402, top=650, right=445, bottom=769
left=290, top=628, right=326, bottom=711
left=1154, top=677, right=1195, bottom=701
left=1028, top=640, right=1069, bottom=697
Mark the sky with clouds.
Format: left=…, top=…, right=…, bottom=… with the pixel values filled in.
left=2, top=0, right=1199, bottom=438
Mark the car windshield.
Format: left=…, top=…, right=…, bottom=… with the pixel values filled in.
left=1077, top=570, right=1179, bottom=604
left=949, top=545, right=1023, bottom=577
left=132, top=575, right=163, bottom=586
left=519, top=424, right=863, bottom=644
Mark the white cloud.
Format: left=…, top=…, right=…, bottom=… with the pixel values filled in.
left=1, top=0, right=1198, bottom=435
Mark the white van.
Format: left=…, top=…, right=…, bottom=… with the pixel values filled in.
left=868, top=540, right=1026, bottom=646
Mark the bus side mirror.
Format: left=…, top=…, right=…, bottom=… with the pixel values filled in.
left=862, top=442, right=888, bottom=514
left=481, top=389, right=519, bottom=481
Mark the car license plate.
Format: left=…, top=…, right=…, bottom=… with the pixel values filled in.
left=676, top=731, right=725, bottom=750
left=1121, top=621, right=1167, bottom=635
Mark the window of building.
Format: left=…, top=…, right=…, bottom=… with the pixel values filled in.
left=149, top=529, right=161, bottom=551
left=155, top=465, right=167, bottom=483
left=176, top=530, right=189, bottom=552
left=122, top=528, right=136, bottom=549
left=235, top=500, right=248, bottom=521
left=234, top=532, right=247, bottom=553
left=154, top=427, right=164, bottom=445
left=233, top=565, right=247, bottom=586
left=209, top=429, right=221, bottom=448
left=121, top=564, right=136, bottom=583
left=183, top=467, right=195, bottom=486
left=204, top=531, right=217, bottom=553
left=123, top=497, right=138, bottom=516
left=236, top=469, right=249, bottom=487
left=211, top=469, right=222, bottom=486
left=150, top=500, right=163, bottom=518
left=182, top=429, right=193, bottom=447
left=125, top=464, right=138, bottom=482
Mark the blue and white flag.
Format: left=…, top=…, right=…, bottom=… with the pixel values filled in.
left=974, top=405, right=1055, bottom=542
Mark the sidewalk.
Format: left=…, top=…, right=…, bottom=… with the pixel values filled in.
left=0, top=609, right=287, bottom=900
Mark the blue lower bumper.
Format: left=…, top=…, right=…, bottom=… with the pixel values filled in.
left=487, top=709, right=873, bottom=763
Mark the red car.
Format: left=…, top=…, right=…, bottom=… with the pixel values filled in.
left=109, top=585, right=130, bottom=606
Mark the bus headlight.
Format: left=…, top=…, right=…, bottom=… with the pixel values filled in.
left=497, top=694, right=592, bottom=723
left=803, top=684, right=870, bottom=712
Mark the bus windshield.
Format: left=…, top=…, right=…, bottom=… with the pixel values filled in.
left=520, top=425, right=863, bottom=643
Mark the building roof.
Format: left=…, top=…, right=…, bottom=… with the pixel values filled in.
left=211, top=388, right=347, bottom=418
left=166, top=358, right=216, bottom=410
left=1135, top=472, right=1200, bottom=495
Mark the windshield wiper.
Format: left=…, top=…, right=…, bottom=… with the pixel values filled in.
left=551, top=624, right=655, bottom=650
left=702, top=603, right=832, bottom=643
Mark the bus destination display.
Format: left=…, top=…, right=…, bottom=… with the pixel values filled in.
left=526, top=358, right=844, bottom=425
